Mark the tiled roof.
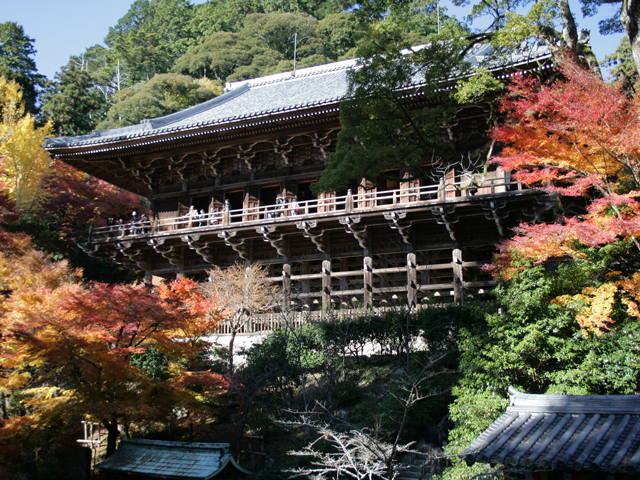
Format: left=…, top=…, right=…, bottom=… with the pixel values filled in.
left=95, top=439, right=251, bottom=480
left=45, top=43, right=550, bottom=151
left=461, top=387, right=640, bottom=475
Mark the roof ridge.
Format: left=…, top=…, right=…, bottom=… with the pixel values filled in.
left=150, top=82, right=250, bottom=128
left=225, top=58, right=359, bottom=91
left=507, top=387, right=640, bottom=414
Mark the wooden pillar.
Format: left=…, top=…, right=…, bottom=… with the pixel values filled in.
left=339, top=258, right=349, bottom=291
left=283, top=180, right=298, bottom=203
left=452, top=244, right=463, bottom=304
left=363, top=249, right=373, bottom=307
left=301, top=260, right=310, bottom=296
left=345, top=189, right=354, bottom=213
left=400, top=169, right=419, bottom=203
left=282, top=259, right=291, bottom=309
left=245, top=186, right=260, bottom=221
left=322, top=254, right=331, bottom=309
left=445, top=169, right=457, bottom=199
left=407, top=247, right=417, bottom=309
left=358, top=176, right=376, bottom=208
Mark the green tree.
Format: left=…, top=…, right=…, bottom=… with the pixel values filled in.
left=176, top=13, right=334, bottom=82
left=317, top=12, right=364, bottom=60
left=603, top=36, right=637, bottom=91
left=442, top=255, right=640, bottom=479
left=106, top=0, right=195, bottom=60
left=579, top=0, right=640, bottom=74
left=96, top=73, right=218, bottom=129
left=112, top=30, right=175, bottom=84
left=0, top=22, right=44, bottom=115
left=105, top=0, right=196, bottom=88
left=69, top=44, right=121, bottom=100
left=174, top=31, right=264, bottom=81
left=314, top=33, right=470, bottom=193
left=41, top=63, right=106, bottom=136
left=188, top=0, right=263, bottom=40
left=242, top=13, right=327, bottom=61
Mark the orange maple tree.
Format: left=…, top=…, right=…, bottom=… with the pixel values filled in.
left=0, top=278, right=226, bottom=457
left=491, top=55, right=640, bottom=333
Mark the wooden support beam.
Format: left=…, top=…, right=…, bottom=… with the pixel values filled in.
left=407, top=247, right=417, bottom=309
left=452, top=245, right=463, bottom=304
left=322, top=255, right=331, bottom=309
left=296, top=220, right=327, bottom=253
left=340, top=216, right=369, bottom=249
left=218, top=230, right=250, bottom=260
left=257, top=225, right=288, bottom=257
left=282, top=260, right=291, bottom=308
left=332, top=269, right=364, bottom=278
left=147, top=238, right=183, bottom=270
left=364, top=249, right=373, bottom=307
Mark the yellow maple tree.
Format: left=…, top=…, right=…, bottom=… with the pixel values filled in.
left=0, top=77, right=53, bottom=213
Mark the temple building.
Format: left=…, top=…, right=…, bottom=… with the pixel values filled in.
left=45, top=43, right=554, bottom=309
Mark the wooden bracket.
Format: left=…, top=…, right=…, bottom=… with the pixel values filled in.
left=431, top=205, right=458, bottom=241
left=339, top=216, right=369, bottom=249
left=147, top=238, right=183, bottom=268
left=180, top=234, right=216, bottom=264
left=481, top=199, right=509, bottom=236
left=114, top=241, right=148, bottom=269
left=257, top=225, right=288, bottom=257
left=296, top=220, right=327, bottom=253
left=218, top=230, right=250, bottom=260
left=384, top=211, right=412, bottom=245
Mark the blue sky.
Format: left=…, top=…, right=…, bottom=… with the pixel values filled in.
left=2, top=0, right=625, bottom=81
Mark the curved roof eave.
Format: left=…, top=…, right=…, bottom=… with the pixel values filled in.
left=47, top=101, right=344, bottom=157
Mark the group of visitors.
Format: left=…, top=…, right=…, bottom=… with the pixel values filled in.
left=268, top=195, right=302, bottom=218
left=185, top=206, right=218, bottom=227
left=106, top=211, right=151, bottom=237
left=106, top=195, right=306, bottom=237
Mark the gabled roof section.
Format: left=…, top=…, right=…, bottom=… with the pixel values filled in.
left=45, top=42, right=551, bottom=152
left=461, top=387, right=640, bottom=475
left=95, top=439, right=251, bottom=480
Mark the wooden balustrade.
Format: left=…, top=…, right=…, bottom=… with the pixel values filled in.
left=90, top=175, right=521, bottom=243
left=212, top=301, right=494, bottom=335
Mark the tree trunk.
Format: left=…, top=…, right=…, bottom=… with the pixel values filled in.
left=622, top=0, right=640, bottom=76
left=558, top=0, right=578, bottom=52
left=102, top=416, right=120, bottom=458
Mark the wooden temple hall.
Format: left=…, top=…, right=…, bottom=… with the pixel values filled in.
left=45, top=44, right=554, bottom=309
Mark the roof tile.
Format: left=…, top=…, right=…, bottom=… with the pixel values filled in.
left=45, top=43, right=550, bottom=151
left=461, top=388, right=640, bottom=475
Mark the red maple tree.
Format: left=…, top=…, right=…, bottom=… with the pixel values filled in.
left=41, top=160, right=146, bottom=245
left=490, top=55, right=640, bottom=332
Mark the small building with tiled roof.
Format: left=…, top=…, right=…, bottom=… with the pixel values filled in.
left=95, top=439, right=251, bottom=480
left=461, top=386, right=640, bottom=479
